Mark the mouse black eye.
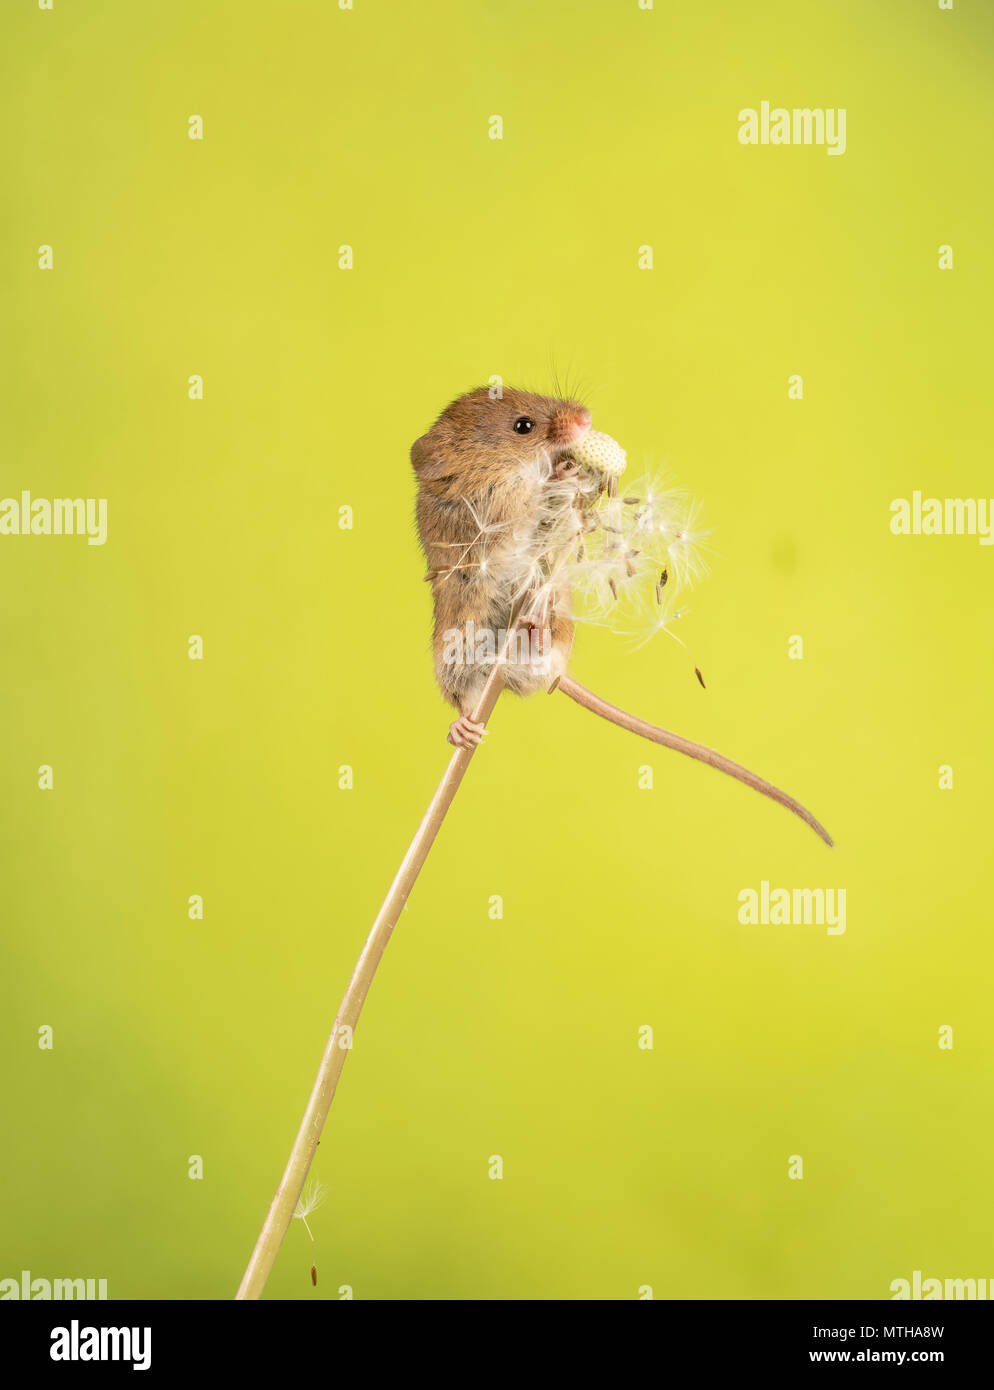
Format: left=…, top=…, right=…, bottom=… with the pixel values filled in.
left=513, top=416, right=536, bottom=434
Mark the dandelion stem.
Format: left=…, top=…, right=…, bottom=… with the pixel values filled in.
left=234, top=626, right=519, bottom=1301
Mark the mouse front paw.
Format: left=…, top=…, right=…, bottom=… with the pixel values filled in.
left=448, top=714, right=487, bottom=748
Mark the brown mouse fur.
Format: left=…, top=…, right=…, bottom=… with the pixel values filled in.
left=412, top=386, right=590, bottom=743
left=411, top=385, right=833, bottom=846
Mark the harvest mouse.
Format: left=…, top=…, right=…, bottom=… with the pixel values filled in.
left=410, top=386, right=833, bottom=846
left=411, top=386, right=589, bottom=747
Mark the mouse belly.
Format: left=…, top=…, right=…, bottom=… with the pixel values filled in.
left=433, top=585, right=571, bottom=709
left=500, top=619, right=565, bottom=696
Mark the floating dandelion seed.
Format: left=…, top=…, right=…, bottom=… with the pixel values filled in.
left=293, top=1178, right=326, bottom=1243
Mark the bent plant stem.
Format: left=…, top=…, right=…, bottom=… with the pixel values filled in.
left=235, top=632, right=518, bottom=1301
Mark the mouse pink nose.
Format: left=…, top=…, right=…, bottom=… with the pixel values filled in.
left=573, top=408, right=591, bottom=434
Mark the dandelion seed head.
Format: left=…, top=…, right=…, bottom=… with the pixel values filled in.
left=428, top=435, right=708, bottom=653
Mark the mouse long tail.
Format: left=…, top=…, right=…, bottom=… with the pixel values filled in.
left=556, top=674, right=834, bottom=848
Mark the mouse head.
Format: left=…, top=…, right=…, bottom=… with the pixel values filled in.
left=411, top=386, right=591, bottom=485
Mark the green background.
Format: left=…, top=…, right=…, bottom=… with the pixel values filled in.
left=2, top=0, right=992, bottom=1300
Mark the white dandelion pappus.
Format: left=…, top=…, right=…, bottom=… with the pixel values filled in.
left=292, top=1178, right=326, bottom=1242
left=424, top=434, right=709, bottom=658
left=559, top=467, right=710, bottom=650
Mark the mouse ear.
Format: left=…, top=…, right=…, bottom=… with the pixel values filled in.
left=411, top=432, right=455, bottom=483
